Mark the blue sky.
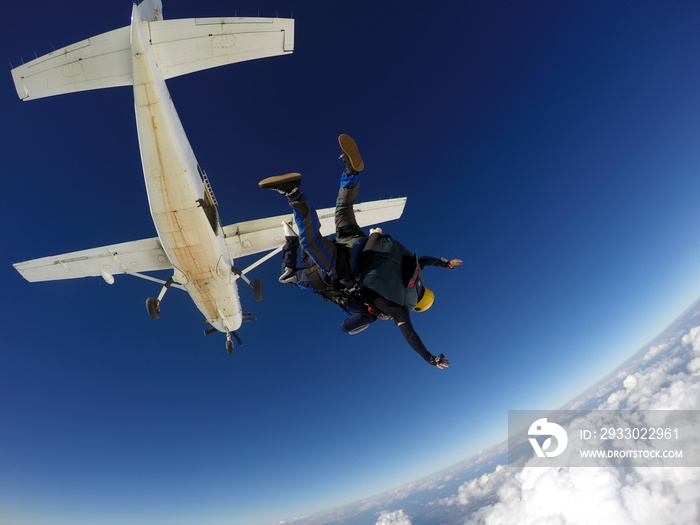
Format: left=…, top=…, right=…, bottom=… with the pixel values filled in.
left=2, top=1, right=700, bottom=524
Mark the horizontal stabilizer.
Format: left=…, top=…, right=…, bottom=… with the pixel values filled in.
left=12, top=27, right=132, bottom=101
left=150, top=17, right=294, bottom=80
left=11, top=15, right=294, bottom=101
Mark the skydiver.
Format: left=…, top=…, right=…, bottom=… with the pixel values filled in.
left=259, top=134, right=461, bottom=368
left=276, top=136, right=382, bottom=334
left=278, top=222, right=379, bottom=335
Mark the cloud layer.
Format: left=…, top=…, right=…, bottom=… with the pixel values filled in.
left=446, top=318, right=700, bottom=525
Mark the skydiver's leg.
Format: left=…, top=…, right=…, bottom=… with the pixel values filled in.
left=335, top=171, right=365, bottom=241
left=259, top=171, right=352, bottom=280
left=300, top=250, right=317, bottom=270
left=288, top=191, right=351, bottom=280
left=281, top=242, right=321, bottom=288
left=279, top=235, right=301, bottom=283
left=336, top=133, right=366, bottom=242
left=339, top=299, right=377, bottom=335
left=281, top=235, right=299, bottom=272
left=290, top=268, right=313, bottom=288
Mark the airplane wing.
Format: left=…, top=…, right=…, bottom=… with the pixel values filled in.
left=224, top=197, right=407, bottom=258
left=13, top=197, right=406, bottom=283
left=14, top=237, right=171, bottom=283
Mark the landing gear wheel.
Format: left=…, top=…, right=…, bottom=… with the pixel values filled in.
left=146, top=297, right=160, bottom=320
left=226, top=340, right=234, bottom=355
left=253, top=278, right=263, bottom=302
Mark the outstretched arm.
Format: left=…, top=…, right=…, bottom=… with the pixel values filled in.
left=371, top=294, right=450, bottom=369
left=397, top=320, right=450, bottom=369
left=419, top=257, right=463, bottom=270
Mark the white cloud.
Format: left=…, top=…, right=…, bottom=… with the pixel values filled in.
left=439, top=322, right=700, bottom=525
left=604, top=356, right=686, bottom=410
left=643, top=342, right=669, bottom=361
left=437, top=465, right=507, bottom=507
left=622, top=374, right=637, bottom=391
left=688, top=358, right=700, bottom=374
left=682, top=326, right=700, bottom=353
left=473, top=467, right=633, bottom=525
left=375, top=509, right=412, bottom=525
left=608, top=374, right=640, bottom=405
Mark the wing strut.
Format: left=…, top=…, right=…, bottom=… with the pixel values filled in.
left=237, top=246, right=284, bottom=276
left=126, top=271, right=186, bottom=290
left=230, top=245, right=284, bottom=303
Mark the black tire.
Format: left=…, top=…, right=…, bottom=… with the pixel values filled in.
left=253, top=278, right=263, bottom=302
left=146, top=297, right=160, bottom=320
left=226, top=340, right=234, bottom=355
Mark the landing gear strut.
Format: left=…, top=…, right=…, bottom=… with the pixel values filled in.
left=145, top=277, right=174, bottom=320
left=224, top=332, right=243, bottom=354
left=232, top=266, right=263, bottom=302
left=204, top=322, right=246, bottom=355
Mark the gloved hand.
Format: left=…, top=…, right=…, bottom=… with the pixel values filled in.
left=430, top=353, right=450, bottom=369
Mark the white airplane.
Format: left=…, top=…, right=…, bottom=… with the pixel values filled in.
left=11, top=0, right=406, bottom=354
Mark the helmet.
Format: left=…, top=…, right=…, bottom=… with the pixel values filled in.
left=414, top=287, right=434, bottom=312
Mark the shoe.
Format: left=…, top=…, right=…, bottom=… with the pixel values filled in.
left=279, top=267, right=295, bottom=283
left=259, top=173, right=302, bottom=197
left=338, top=134, right=364, bottom=174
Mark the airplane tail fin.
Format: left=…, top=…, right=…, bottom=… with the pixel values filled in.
left=12, top=0, right=294, bottom=101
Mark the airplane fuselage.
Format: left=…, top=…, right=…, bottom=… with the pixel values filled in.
left=130, top=7, right=242, bottom=333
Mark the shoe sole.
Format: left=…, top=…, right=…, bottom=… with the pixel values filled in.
left=259, top=172, right=302, bottom=188
left=338, top=134, right=364, bottom=172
